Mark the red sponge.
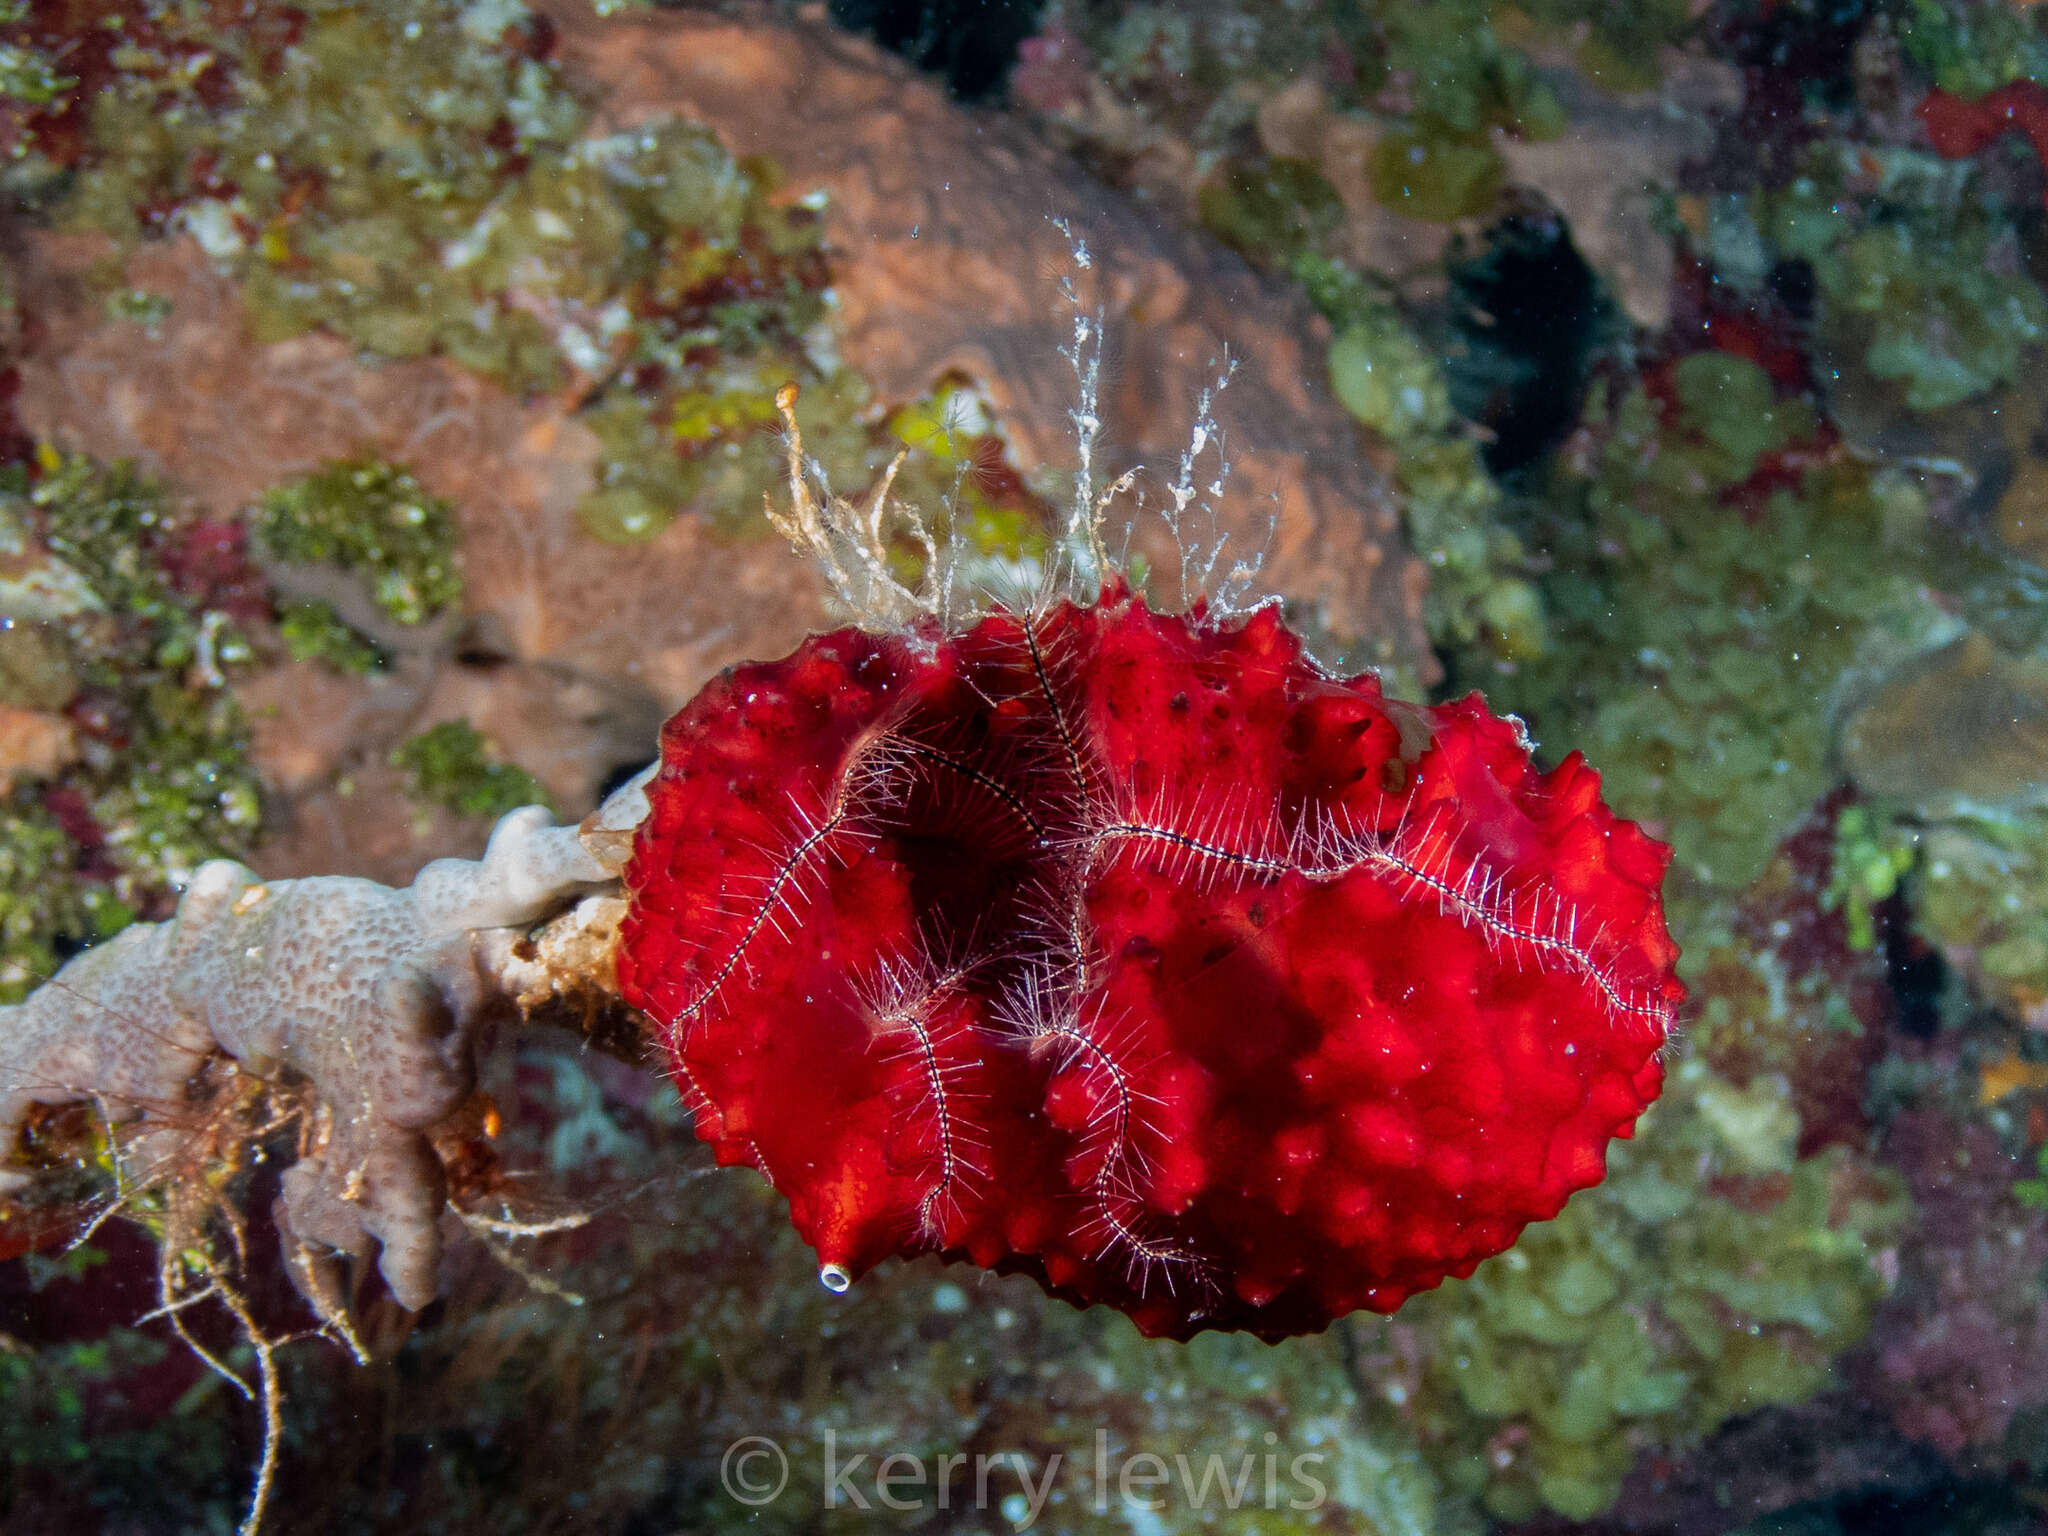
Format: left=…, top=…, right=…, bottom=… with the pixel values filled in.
left=620, top=585, right=1680, bottom=1340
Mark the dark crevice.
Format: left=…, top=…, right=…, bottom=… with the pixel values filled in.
left=1443, top=201, right=1615, bottom=479
left=828, top=0, right=1047, bottom=101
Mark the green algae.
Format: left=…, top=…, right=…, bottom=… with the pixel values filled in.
left=1325, top=305, right=1453, bottom=443
left=580, top=356, right=868, bottom=548
left=1060, top=1, right=1569, bottom=229
left=391, top=718, right=551, bottom=820
left=1492, top=368, right=1927, bottom=898
left=0, top=2, right=69, bottom=159
left=1508, top=0, right=1696, bottom=93
left=1669, top=350, right=1813, bottom=472
left=0, top=452, right=259, bottom=1001
left=1399, top=436, right=1550, bottom=664
left=1302, top=253, right=1547, bottom=671
left=1824, top=805, right=1918, bottom=954
left=1380, top=1058, right=1907, bottom=1523
left=1826, top=218, right=2046, bottom=413
left=1753, top=152, right=2048, bottom=413
left=881, top=382, right=1053, bottom=585
left=256, top=459, right=461, bottom=627
left=1895, top=0, right=2048, bottom=100
left=41, top=0, right=848, bottom=545
left=58, top=0, right=581, bottom=381
left=1366, top=1, right=1563, bottom=222
left=276, top=596, right=382, bottom=674
left=1369, top=131, right=1505, bottom=224
left=446, top=120, right=842, bottom=542
left=1370, top=842, right=1909, bottom=1526
left=0, top=801, right=119, bottom=1004
left=1200, top=155, right=1345, bottom=265
left=2017, top=1139, right=2048, bottom=1211
left=1915, top=805, right=2048, bottom=1022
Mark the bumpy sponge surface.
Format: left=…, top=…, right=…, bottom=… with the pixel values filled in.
left=621, top=587, right=1680, bottom=1340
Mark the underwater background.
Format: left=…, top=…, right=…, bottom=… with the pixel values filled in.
left=2, top=0, right=2047, bottom=1531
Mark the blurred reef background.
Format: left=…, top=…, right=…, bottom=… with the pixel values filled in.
left=2, top=0, right=2048, bottom=1531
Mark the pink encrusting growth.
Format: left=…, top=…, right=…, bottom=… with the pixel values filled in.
left=618, top=581, right=1681, bottom=1340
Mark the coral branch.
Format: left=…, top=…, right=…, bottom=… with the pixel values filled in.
left=0, top=780, right=647, bottom=1310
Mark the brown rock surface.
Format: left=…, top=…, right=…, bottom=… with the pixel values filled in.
left=537, top=0, right=1427, bottom=674
left=13, top=234, right=827, bottom=872
left=0, top=703, right=75, bottom=793
left=1840, top=629, right=2048, bottom=814
left=17, top=238, right=824, bottom=716
left=1497, top=53, right=1743, bottom=331
left=12, top=4, right=1429, bottom=880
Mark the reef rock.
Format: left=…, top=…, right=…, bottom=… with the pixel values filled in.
left=536, top=0, right=1428, bottom=676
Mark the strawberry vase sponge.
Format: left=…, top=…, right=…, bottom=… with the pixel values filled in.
left=617, top=582, right=1681, bottom=1342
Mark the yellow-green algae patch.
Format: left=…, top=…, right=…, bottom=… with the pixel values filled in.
left=390, top=718, right=552, bottom=822
left=256, top=459, right=463, bottom=628
left=31, top=0, right=857, bottom=545
left=0, top=451, right=261, bottom=1001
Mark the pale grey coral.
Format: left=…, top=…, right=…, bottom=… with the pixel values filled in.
left=0, top=779, right=647, bottom=1310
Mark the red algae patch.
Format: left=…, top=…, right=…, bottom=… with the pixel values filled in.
left=620, top=585, right=1680, bottom=1340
